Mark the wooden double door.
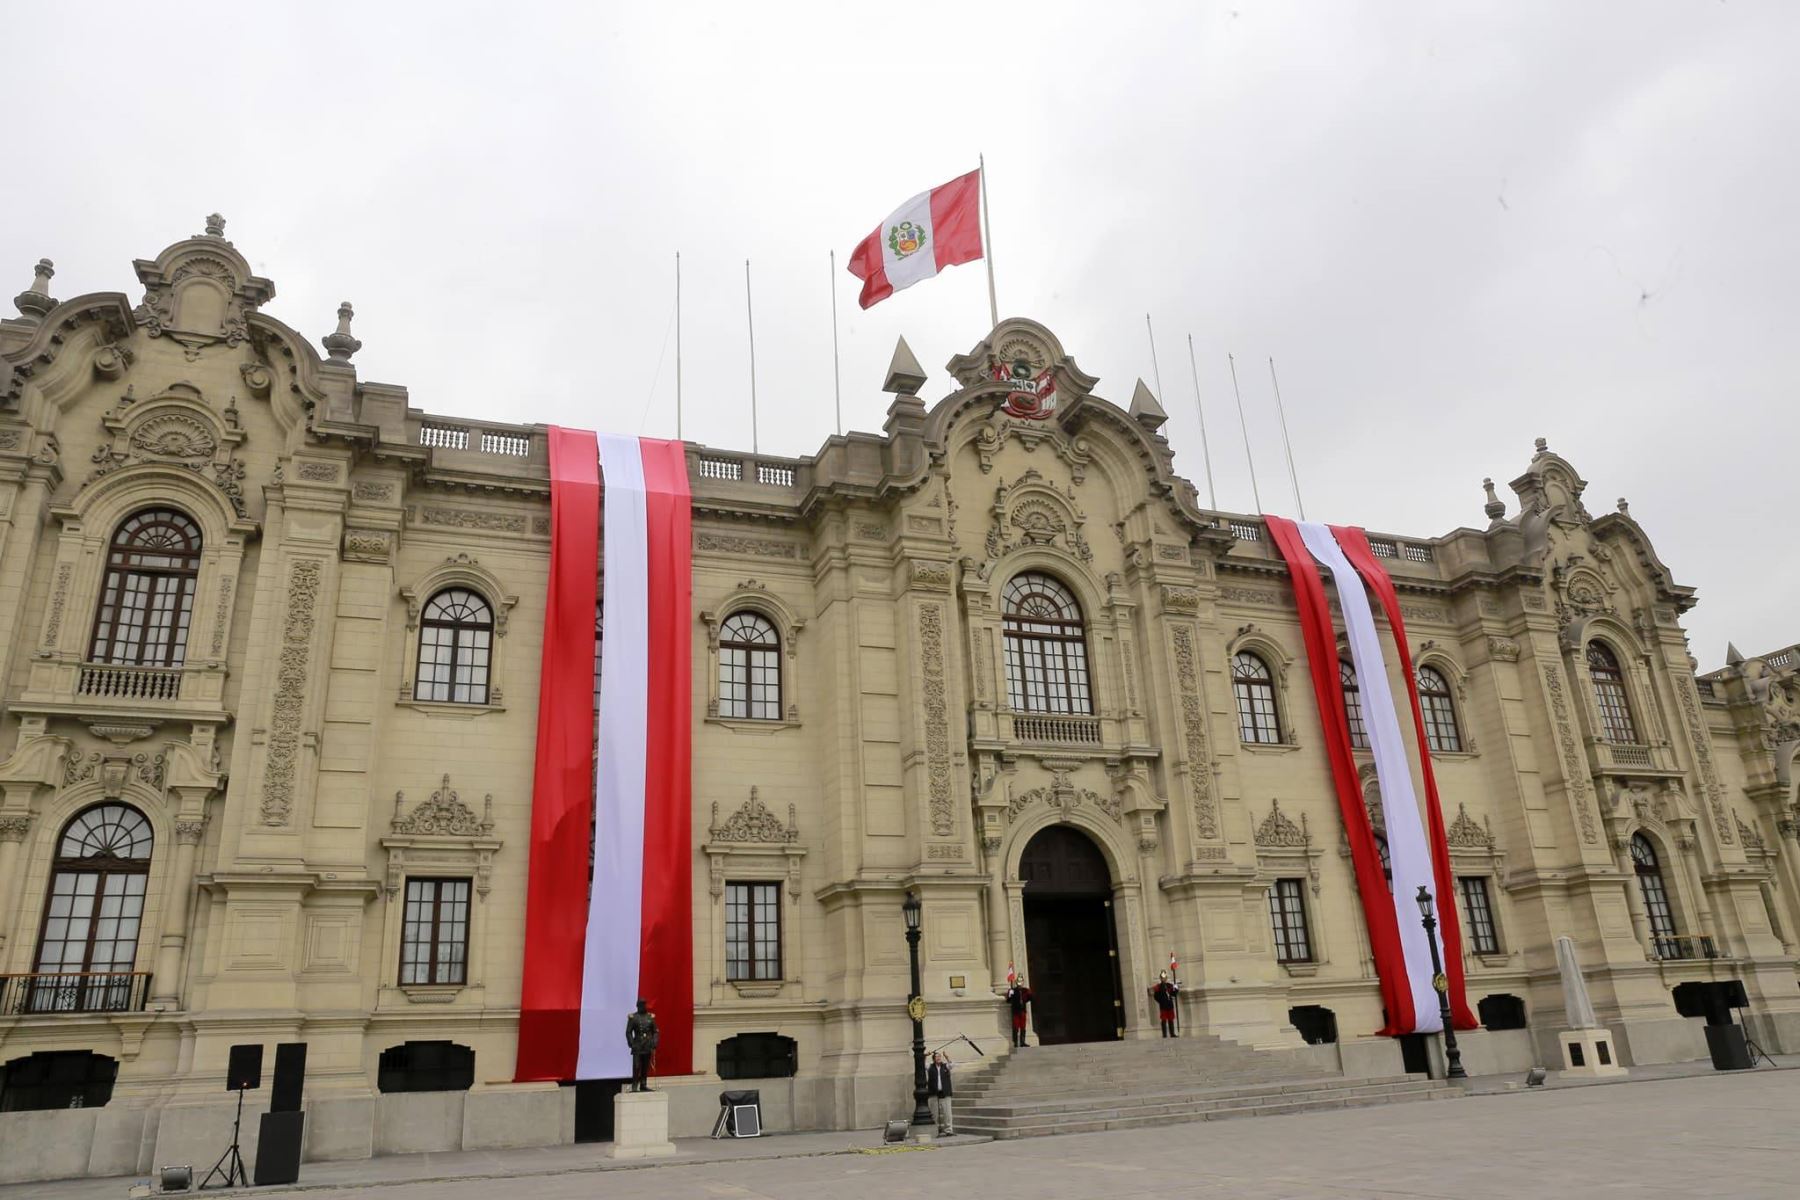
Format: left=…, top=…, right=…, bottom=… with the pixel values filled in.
left=1020, top=826, right=1124, bottom=1044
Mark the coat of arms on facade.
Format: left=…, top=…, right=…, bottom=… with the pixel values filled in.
left=992, top=355, right=1058, bottom=420
left=888, top=221, right=927, bottom=259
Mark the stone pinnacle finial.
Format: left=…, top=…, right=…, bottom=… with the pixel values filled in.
left=12, top=258, right=58, bottom=322
left=322, top=301, right=362, bottom=363
left=1617, top=497, right=1630, bottom=516
left=1481, top=477, right=1505, bottom=521
left=1534, top=437, right=1549, bottom=455
left=204, top=213, right=227, bottom=238
left=1129, top=378, right=1168, bottom=430
left=882, top=335, right=927, bottom=395
left=1726, top=642, right=1745, bottom=667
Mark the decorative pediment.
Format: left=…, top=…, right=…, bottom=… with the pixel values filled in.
left=708, top=786, right=798, bottom=844
left=1255, top=799, right=1308, bottom=848
left=1445, top=803, right=1494, bottom=850
left=85, top=383, right=250, bottom=515
left=392, top=774, right=492, bottom=837
left=984, top=468, right=1092, bottom=564
left=131, top=216, right=274, bottom=349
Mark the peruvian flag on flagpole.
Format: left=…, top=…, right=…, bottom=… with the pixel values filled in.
left=847, top=169, right=984, bottom=309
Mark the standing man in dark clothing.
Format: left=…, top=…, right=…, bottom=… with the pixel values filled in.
left=625, top=999, right=659, bottom=1092
left=1149, top=970, right=1181, bottom=1037
left=926, top=1051, right=954, bottom=1135
left=1005, top=978, right=1034, bottom=1047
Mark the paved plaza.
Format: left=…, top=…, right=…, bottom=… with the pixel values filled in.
left=12, top=1068, right=1799, bottom=1200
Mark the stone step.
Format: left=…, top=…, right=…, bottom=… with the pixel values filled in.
left=961, top=1074, right=1429, bottom=1118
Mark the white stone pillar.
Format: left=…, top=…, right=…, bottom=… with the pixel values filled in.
left=0, top=813, right=31, bottom=960
left=150, top=819, right=206, bottom=1006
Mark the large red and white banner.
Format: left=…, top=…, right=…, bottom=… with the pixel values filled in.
left=847, top=169, right=984, bottom=309
left=1264, top=515, right=1476, bottom=1036
left=516, top=429, right=693, bottom=1082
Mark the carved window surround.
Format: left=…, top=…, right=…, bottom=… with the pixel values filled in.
left=703, top=788, right=806, bottom=1001
left=1444, top=803, right=1513, bottom=967
left=1227, top=624, right=1302, bottom=750
left=699, top=581, right=805, bottom=724
left=1253, top=800, right=1329, bottom=971
left=396, top=554, right=517, bottom=711
left=1414, top=643, right=1480, bottom=756
left=376, top=776, right=502, bottom=1007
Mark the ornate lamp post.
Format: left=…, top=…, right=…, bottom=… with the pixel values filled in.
left=1415, top=885, right=1468, bottom=1080
left=902, top=891, right=932, bottom=1129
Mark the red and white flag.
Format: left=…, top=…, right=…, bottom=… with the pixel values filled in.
left=517, top=429, right=694, bottom=1082
left=847, top=169, right=984, bottom=309
left=1006, top=962, right=1017, bottom=987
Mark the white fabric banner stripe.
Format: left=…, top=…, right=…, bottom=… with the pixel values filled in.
left=879, top=188, right=940, bottom=291
left=578, top=434, right=650, bottom=1078
left=1296, top=521, right=1445, bottom=1034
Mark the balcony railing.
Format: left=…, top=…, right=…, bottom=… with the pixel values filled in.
left=1650, top=934, right=1718, bottom=962
left=0, top=971, right=154, bottom=1015
left=1607, top=742, right=1654, bottom=768
left=1012, top=713, right=1104, bottom=747
left=77, top=663, right=183, bottom=702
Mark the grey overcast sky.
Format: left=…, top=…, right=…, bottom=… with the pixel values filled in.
left=5, top=2, right=1794, bottom=668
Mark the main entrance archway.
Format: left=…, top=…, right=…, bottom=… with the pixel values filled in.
left=1020, top=825, right=1123, bottom=1044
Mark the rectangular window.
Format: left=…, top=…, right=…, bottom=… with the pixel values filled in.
left=725, top=881, right=782, bottom=981
left=400, top=878, right=470, bottom=985
left=1267, top=879, right=1313, bottom=963
left=1460, top=876, right=1500, bottom=955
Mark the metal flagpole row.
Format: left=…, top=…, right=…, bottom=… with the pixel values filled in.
left=675, top=252, right=683, bottom=442
left=1268, top=356, right=1304, bottom=520
left=979, top=152, right=999, bottom=330
left=745, top=260, right=759, bottom=455
left=830, top=250, right=843, bottom=436
left=1186, top=335, right=1217, bottom=510
left=1228, top=352, right=1262, bottom=514
left=1145, top=314, right=1164, bottom=398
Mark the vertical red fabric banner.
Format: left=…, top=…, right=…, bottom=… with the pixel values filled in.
left=637, top=437, right=694, bottom=1074
left=515, top=427, right=599, bottom=1082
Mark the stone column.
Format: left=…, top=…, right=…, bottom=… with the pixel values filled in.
left=1677, top=831, right=1716, bottom=948
left=150, top=817, right=206, bottom=1006
left=0, top=812, right=32, bottom=960
left=1615, top=840, right=1653, bottom=957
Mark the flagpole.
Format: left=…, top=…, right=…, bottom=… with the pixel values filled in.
left=1228, top=352, right=1263, bottom=513
left=1269, top=356, right=1305, bottom=520
left=830, top=249, right=843, bottom=436
left=746, top=259, right=760, bottom=455
left=675, top=251, right=683, bottom=442
left=1145, top=314, right=1164, bottom=397
left=1186, top=335, right=1218, bottom=510
left=979, top=153, right=999, bottom=330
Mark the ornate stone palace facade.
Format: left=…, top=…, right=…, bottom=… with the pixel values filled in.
left=0, top=219, right=1796, bottom=1178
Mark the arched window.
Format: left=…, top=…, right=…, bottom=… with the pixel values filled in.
left=31, top=804, right=153, bottom=1012
left=89, top=508, right=202, bottom=668
left=1340, top=660, right=1368, bottom=749
left=1001, top=573, right=1092, bottom=715
left=1232, top=651, right=1282, bottom=744
left=1416, top=665, right=1462, bottom=752
left=719, top=612, right=781, bottom=720
left=1374, top=834, right=1393, bottom=888
left=1587, top=642, right=1639, bottom=744
left=415, top=589, right=494, bottom=704
left=1631, top=834, right=1679, bottom=957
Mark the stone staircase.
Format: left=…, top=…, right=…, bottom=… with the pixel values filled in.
left=952, top=1034, right=1459, bottom=1139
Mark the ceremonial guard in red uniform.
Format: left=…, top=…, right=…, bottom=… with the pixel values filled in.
left=1005, top=979, right=1034, bottom=1048
left=1149, top=970, right=1180, bottom=1038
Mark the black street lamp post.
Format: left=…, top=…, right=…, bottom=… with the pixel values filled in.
left=1415, top=885, right=1468, bottom=1080
left=902, top=891, right=932, bottom=1129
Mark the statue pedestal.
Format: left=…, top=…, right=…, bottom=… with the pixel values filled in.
left=610, top=1090, right=677, bottom=1159
left=1558, top=1028, right=1627, bottom=1078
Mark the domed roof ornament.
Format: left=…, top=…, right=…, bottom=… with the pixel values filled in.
left=12, top=258, right=57, bottom=323
left=203, top=213, right=228, bottom=240
left=322, top=301, right=362, bottom=363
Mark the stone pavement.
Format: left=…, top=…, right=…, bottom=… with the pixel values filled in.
left=15, top=1066, right=1800, bottom=1200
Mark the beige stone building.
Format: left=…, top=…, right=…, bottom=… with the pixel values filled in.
left=0, top=219, right=1796, bottom=1180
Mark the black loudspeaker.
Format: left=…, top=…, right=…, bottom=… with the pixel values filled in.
left=226, top=1044, right=263, bottom=1092
left=1705, top=1024, right=1752, bottom=1071
left=254, top=1110, right=305, bottom=1186
left=1721, top=980, right=1749, bottom=1009
left=271, top=1043, right=307, bottom=1113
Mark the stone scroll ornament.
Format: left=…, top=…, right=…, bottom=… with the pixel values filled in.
left=1264, top=515, right=1477, bottom=1035
left=515, top=430, right=694, bottom=1084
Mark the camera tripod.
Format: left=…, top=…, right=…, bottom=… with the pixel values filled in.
left=199, top=1084, right=250, bottom=1190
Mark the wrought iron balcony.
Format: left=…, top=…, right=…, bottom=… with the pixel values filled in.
left=0, top=971, right=154, bottom=1015
left=76, top=662, right=184, bottom=702
left=1011, top=713, right=1104, bottom=747
left=1650, top=934, right=1718, bottom=962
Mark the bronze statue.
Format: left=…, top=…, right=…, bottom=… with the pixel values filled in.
left=625, top=998, right=659, bottom=1092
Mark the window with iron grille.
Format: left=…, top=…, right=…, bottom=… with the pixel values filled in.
left=400, top=878, right=469, bottom=985
left=414, top=589, right=494, bottom=704
left=89, top=508, right=202, bottom=668
left=1340, top=659, right=1369, bottom=749
left=1631, top=835, right=1679, bottom=954
left=725, top=881, right=782, bottom=981
left=1416, top=665, right=1462, bottom=751
left=1460, top=876, right=1499, bottom=954
left=1232, top=652, right=1282, bottom=744
left=1267, top=879, right=1313, bottom=963
left=1002, top=573, right=1093, bottom=715
left=1586, top=642, right=1639, bottom=743
left=718, top=612, right=781, bottom=720
left=31, top=804, right=153, bottom=1013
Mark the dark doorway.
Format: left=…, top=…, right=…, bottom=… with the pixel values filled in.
left=572, top=1079, right=625, bottom=1142
left=1020, top=825, right=1122, bottom=1044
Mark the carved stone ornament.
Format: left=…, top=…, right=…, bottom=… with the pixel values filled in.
left=984, top=469, right=1093, bottom=565
left=708, top=787, right=799, bottom=844
left=130, top=413, right=216, bottom=461
left=392, top=775, right=493, bottom=837
left=1171, top=624, right=1221, bottom=841
left=920, top=603, right=956, bottom=836
left=0, top=814, right=33, bottom=842
left=1541, top=664, right=1599, bottom=844
left=1005, top=783, right=1122, bottom=824
left=1736, top=811, right=1766, bottom=851
left=1486, top=636, right=1521, bottom=663
left=1255, top=799, right=1308, bottom=848
left=1446, top=802, right=1495, bottom=849
left=911, top=559, right=953, bottom=591
left=261, top=558, right=322, bottom=825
